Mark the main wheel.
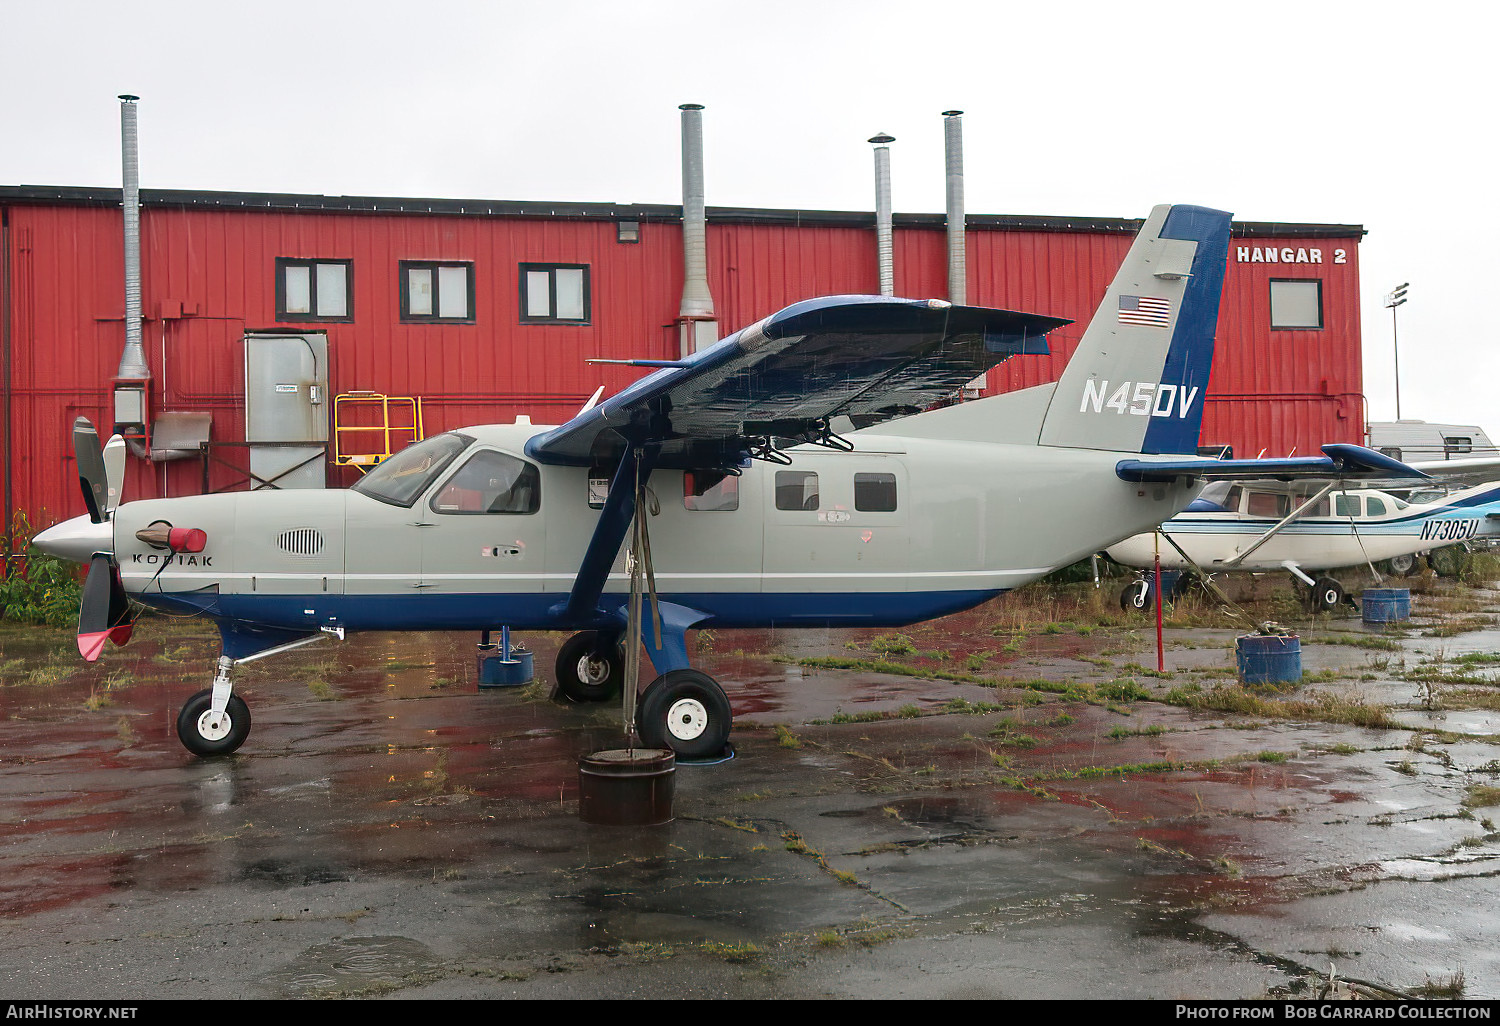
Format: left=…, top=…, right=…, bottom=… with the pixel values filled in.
left=176, top=688, right=252, bottom=756
left=1119, top=579, right=1151, bottom=611
left=1429, top=546, right=1468, bottom=578
left=555, top=631, right=624, bottom=702
left=636, top=669, right=732, bottom=760
left=1308, top=577, right=1345, bottom=613
left=1385, top=553, right=1418, bottom=577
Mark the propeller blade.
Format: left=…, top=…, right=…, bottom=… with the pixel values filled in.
left=78, top=556, right=134, bottom=660
left=107, top=564, right=134, bottom=648
left=102, top=434, right=126, bottom=517
left=73, top=418, right=109, bottom=524
left=78, top=554, right=114, bottom=661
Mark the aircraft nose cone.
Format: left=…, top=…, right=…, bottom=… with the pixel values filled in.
left=32, top=515, right=113, bottom=564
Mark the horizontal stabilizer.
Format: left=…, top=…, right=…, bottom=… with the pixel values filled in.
left=1116, top=443, right=1429, bottom=483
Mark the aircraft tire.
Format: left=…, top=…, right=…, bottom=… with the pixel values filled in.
left=1385, top=553, right=1418, bottom=577
left=1429, top=546, right=1469, bottom=578
left=175, top=689, right=252, bottom=757
left=1119, top=580, right=1151, bottom=611
left=636, top=669, right=732, bottom=760
left=1308, top=577, right=1345, bottom=613
left=555, top=631, right=624, bottom=703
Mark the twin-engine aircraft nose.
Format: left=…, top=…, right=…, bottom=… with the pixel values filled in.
left=32, top=514, right=113, bottom=564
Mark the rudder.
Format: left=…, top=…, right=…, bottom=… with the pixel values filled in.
left=1038, top=203, right=1232, bottom=455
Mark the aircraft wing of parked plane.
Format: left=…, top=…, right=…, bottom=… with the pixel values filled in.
left=32, top=201, right=1431, bottom=767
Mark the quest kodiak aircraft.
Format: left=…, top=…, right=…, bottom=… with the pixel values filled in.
left=35, top=204, right=1419, bottom=762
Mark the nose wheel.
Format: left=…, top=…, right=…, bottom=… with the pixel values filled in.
left=176, top=688, right=252, bottom=756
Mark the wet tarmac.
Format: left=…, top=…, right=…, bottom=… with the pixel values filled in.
left=2, top=576, right=1500, bottom=1000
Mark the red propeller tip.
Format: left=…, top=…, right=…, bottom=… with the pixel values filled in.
left=78, top=631, right=110, bottom=662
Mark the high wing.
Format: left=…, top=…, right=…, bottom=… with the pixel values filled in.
left=1115, top=443, right=1429, bottom=484
left=1404, top=456, right=1500, bottom=484
left=525, top=295, right=1064, bottom=470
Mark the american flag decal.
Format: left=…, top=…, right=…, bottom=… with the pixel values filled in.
left=1118, top=295, right=1171, bottom=328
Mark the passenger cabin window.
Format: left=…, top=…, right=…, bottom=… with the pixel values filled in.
left=1246, top=492, right=1288, bottom=518
left=684, top=469, right=739, bottom=511
left=854, top=472, right=897, bottom=512
left=430, top=450, right=540, bottom=514
left=351, top=433, right=471, bottom=507
left=1335, top=495, right=1362, bottom=517
left=775, top=470, right=819, bottom=511
left=1301, top=496, right=1331, bottom=517
left=1366, top=496, right=1387, bottom=516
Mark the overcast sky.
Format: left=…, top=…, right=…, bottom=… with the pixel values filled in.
left=4, top=0, right=1492, bottom=439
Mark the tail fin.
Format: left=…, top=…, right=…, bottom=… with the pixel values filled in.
left=1038, top=203, right=1232, bottom=454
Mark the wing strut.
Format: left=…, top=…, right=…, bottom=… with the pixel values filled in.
left=1221, top=482, right=1341, bottom=568
left=561, top=445, right=660, bottom=625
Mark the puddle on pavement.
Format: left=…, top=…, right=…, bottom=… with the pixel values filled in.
left=267, top=936, right=442, bottom=997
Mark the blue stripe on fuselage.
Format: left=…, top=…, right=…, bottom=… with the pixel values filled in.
left=135, top=588, right=1007, bottom=638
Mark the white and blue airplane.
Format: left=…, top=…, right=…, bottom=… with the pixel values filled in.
left=1105, top=476, right=1500, bottom=612
left=34, top=204, right=1424, bottom=761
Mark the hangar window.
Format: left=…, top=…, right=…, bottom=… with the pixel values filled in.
left=402, top=261, right=474, bottom=322
left=521, top=264, right=590, bottom=323
left=431, top=450, right=540, bottom=515
left=854, top=472, right=897, bottom=512
left=1269, top=279, right=1323, bottom=329
left=684, top=469, right=739, bottom=511
left=775, top=470, right=819, bottom=511
left=276, top=258, right=352, bottom=322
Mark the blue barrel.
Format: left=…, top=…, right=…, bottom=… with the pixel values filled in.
left=1362, top=588, right=1411, bottom=624
left=1235, top=633, right=1301, bottom=684
left=477, top=647, right=534, bottom=687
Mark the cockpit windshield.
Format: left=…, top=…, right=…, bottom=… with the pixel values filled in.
left=351, top=432, right=472, bottom=507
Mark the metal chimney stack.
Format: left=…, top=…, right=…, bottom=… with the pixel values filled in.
left=869, top=133, right=895, bottom=296
left=942, top=111, right=966, bottom=306
left=117, top=96, right=150, bottom=382
left=678, top=103, right=717, bottom=356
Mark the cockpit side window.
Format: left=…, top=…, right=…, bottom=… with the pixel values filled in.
left=351, top=433, right=472, bottom=507
left=430, top=450, right=541, bottom=515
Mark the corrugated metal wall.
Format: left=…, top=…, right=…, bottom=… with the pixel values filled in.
left=0, top=199, right=1363, bottom=532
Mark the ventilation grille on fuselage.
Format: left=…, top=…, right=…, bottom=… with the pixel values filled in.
left=277, top=528, right=325, bottom=556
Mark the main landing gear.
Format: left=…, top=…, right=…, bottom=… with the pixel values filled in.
left=554, top=630, right=625, bottom=703
left=1305, top=576, right=1346, bottom=613
left=555, top=628, right=734, bottom=761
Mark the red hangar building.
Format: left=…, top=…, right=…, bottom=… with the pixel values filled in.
left=0, top=184, right=1364, bottom=537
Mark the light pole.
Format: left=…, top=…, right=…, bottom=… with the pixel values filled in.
left=1386, top=282, right=1409, bottom=419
